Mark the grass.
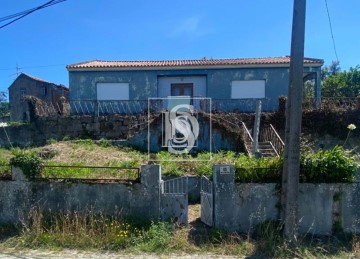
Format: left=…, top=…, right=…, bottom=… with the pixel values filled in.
left=1, top=139, right=358, bottom=182
left=0, top=207, right=358, bottom=258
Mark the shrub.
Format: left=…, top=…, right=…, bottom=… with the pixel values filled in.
left=10, top=149, right=43, bottom=179
left=234, top=154, right=282, bottom=183
left=300, top=145, right=358, bottom=183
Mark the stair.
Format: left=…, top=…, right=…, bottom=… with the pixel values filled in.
left=241, top=122, right=284, bottom=158
left=257, top=141, right=277, bottom=158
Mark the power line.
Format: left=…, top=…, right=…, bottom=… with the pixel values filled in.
left=0, top=64, right=66, bottom=71
left=324, top=0, right=339, bottom=63
left=0, top=0, right=67, bottom=30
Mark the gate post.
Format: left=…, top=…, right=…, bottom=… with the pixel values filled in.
left=213, top=165, right=235, bottom=230
left=140, top=164, right=162, bottom=220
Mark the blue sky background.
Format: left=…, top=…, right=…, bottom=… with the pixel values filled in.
left=1, top=0, right=359, bottom=95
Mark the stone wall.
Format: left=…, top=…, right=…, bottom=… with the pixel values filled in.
left=0, top=114, right=244, bottom=152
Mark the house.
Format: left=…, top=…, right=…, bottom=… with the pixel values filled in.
left=66, top=56, right=323, bottom=114
left=8, top=73, right=69, bottom=121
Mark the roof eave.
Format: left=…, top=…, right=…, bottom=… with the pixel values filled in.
left=67, top=62, right=323, bottom=72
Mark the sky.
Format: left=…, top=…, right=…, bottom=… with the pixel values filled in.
left=1, top=0, right=360, bottom=95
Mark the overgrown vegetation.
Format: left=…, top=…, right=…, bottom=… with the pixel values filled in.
left=322, top=62, right=360, bottom=98
left=0, top=139, right=358, bottom=182
left=300, top=146, right=358, bottom=183
left=9, top=149, right=43, bottom=179
left=0, top=207, right=358, bottom=257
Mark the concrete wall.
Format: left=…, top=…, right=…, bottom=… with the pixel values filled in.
left=69, top=67, right=321, bottom=111
left=212, top=165, right=360, bottom=235
left=0, top=165, right=187, bottom=225
left=0, top=165, right=161, bottom=224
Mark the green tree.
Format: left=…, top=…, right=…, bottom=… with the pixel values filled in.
left=321, top=60, right=341, bottom=80
left=0, top=102, right=9, bottom=117
left=322, top=65, right=360, bottom=97
left=0, top=92, right=9, bottom=117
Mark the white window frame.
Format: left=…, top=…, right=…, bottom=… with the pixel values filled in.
left=231, top=80, right=265, bottom=99
left=96, top=83, right=129, bottom=100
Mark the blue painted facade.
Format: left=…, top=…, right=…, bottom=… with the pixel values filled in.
left=68, top=61, right=322, bottom=112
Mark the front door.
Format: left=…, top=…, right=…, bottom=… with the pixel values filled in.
left=171, top=83, right=193, bottom=97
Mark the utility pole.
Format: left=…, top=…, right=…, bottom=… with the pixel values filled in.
left=281, top=0, right=306, bottom=240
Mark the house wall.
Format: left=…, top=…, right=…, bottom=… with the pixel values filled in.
left=9, top=75, right=69, bottom=121
left=69, top=67, right=321, bottom=110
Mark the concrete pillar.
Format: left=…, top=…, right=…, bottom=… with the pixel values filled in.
left=213, top=164, right=235, bottom=229
left=11, top=166, right=28, bottom=181
left=141, top=164, right=161, bottom=187
left=140, top=164, right=162, bottom=219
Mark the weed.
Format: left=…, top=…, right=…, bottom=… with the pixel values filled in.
left=46, top=138, right=57, bottom=145
left=97, top=138, right=112, bottom=148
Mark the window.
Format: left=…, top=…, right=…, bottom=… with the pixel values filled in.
left=20, top=88, right=26, bottom=100
left=97, top=83, right=129, bottom=100
left=231, top=80, right=265, bottom=99
left=41, top=87, right=47, bottom=96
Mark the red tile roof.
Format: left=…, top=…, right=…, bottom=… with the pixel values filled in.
left=67, top=56, right=324, bottom=70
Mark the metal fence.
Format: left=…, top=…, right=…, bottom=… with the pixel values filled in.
left=209, top=98, right=278, bottom=113
left=303, top=97, right=358, bottom=111
left=70, top=98, right=279, bottom=115
left=161, top=177, right=188, bottom=194
left=70, top=100, right=161, bottom=115
left=40, top=165, right=140, bottom=182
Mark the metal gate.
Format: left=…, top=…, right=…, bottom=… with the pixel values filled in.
left=161, top=177, right=188, bottom=225
left=200, top=175, right=213, bottom=226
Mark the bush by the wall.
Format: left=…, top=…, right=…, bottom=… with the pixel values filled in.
left=235, top=154, right=282, bottom=183
left=10, top=149, right=43, bottom=179
left=300, top=145, right=358, bottom=183
left=234, top=146, right=358, bottom=183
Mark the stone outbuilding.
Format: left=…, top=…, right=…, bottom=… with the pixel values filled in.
left=8, top=73, right=69, bottom=121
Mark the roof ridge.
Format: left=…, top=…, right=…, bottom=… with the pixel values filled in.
left=21, top=73, right=51, bottom=83
left=17, top=73, right=68, bottom=89
left=67, top=56, right=324, bottom=69
left=86, top=56, right=290, bottom=62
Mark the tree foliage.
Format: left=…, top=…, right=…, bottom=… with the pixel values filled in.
left=0, top=91, right=6, bottom=102
left=0, top=92, right=9, bottom=117
left=322, top=61, right=360, bottom=98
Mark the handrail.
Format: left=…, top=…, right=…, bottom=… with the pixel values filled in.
left=260, top=124, right=284, bottom=157
left=270, top=124, right=284, bottom=146
left=241, top=122, right=253, bottom=155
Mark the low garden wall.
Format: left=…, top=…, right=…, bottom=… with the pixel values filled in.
left=0, top=165, right=188, bottom=225
left=213, top=165, right=360, bottom=235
